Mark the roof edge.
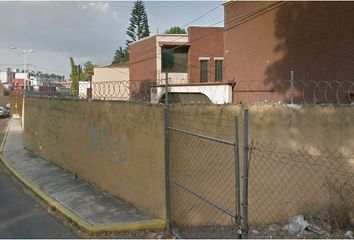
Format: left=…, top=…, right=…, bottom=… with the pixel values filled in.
left=129, top=34, right=188, bottom=46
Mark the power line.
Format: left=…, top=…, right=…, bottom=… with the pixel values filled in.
left=127, top=2, right=285, bottom=63
left=181, top=4, right=223, bottom=28
left=115, top=3, right=286, bottom=69
left=98, top=3, right=224, bottom=67
left=95, top=3, right=291, bottom=81
left=225, top=2, right=289, bottom=31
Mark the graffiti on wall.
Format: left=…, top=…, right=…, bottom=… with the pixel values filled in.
left=88, top=123, right=127, bottom=163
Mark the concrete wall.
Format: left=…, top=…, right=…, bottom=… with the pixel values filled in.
left=169, top=104, right=354, bottom=225
left=23, top=97, right=354, bottom=226
left=24, top=97, right=166, bottom=219
left=224, top=1, right=354, bottom=103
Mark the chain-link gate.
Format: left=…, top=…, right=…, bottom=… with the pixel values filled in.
left=166, top=116, right=242, bottom=238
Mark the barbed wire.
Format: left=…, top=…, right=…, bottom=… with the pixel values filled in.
left=23, top=78, right=354, bottom=106
left=234, top=79, right=354, bottom=105
left=25, top=80, right=157, bottom=103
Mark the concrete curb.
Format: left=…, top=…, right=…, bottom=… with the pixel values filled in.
left=0, top=118, right=11, bottom=153
left=0, top=119, right=166, bottom=233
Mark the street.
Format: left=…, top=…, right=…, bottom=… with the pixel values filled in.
left=0, top=116, right=76, bottom=238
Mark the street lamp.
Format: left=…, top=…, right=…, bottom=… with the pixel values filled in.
left=11, top=47, right=35, bottom=90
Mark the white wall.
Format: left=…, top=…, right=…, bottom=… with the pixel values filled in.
left=79, top=81, right=90, bottom=97
left=151, top=83, right=233, bottom=104
left=15, top=73, right=27, bottom=79
left=0, top=72, right=8, bottom=84
left=156, top=35, right=189, bottom=84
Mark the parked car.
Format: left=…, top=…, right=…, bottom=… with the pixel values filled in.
left=0, top=106, right=10, bottom=118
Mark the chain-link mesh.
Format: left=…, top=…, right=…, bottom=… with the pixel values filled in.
left=248, top=141, right=354, bottom=238
left=168, top=126, right=240, bottom=238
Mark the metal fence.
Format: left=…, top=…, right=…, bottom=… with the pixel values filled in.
left=247, top=141, right=354, bottom=238
left=167, top=117, right=242, bottom=239
left=20, top=74, right=354, bottom=239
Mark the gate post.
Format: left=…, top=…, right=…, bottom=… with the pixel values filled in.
left=290, top=70, right=294, bottom=105
left=164, top=72, right=171, bottom=231
left=234, top=116, right=242, bottom=238
left=242, top=108, right=249, bottom=239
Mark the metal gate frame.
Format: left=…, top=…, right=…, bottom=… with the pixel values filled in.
left=163, top=73, right=249, bottom=238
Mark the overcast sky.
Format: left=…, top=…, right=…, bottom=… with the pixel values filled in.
left=0, top=1, right=224, bottom=78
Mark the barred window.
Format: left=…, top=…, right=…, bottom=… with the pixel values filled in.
left=200, top=60, right=208, bottom=83
left=215, top=59, right=223, bottom=82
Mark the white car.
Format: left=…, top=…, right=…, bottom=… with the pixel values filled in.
left=0, top=106, right=10, bottom=118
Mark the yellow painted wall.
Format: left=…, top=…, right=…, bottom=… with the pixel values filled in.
left=24, top=97, right=354, bottom=226
left=24, top=97, right=166, bottom=219
left=93, top=67, right=129, bottom=82
left=168, top=104, right=354, bottom=225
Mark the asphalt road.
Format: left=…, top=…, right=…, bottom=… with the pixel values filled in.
left=0, top=117, right=77, bottom=238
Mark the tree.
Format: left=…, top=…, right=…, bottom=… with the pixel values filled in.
left=112, top=0, right=150, bottom=65
left=126, top=0, right=150, bottom=45
left=83, top=61, right=95, bottom=81
left=70, top=57, right=78, bottom=95
left=112, top=47, right=129, bottom=65
left=164, top=26, right=187, bottom=34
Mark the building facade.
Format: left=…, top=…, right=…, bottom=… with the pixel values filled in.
left=92, top=65, right=130, bottom=100
left=224, top=1, right=354, bottom=103
left=129, top=27, right=229, bottom=103
left=129, top=27, right=224, bottom=85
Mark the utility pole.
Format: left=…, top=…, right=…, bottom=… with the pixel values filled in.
left=11, top=47, right=34, bottom=91
left=77, top=65, right=82, bottom=96
left=78, top=64, right=81, bottom=81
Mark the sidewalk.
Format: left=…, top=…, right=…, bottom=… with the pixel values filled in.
left=0, top=119, right=165, bottom=233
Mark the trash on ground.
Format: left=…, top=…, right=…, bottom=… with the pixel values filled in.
left=283, top=215, right=310, bottom=234
left=306, top=224, right=326, bottom=235
left=282, top=215, right=328, bottom=235
left=269, top=224, right=281, bottom=232
left=345, top=231, right=353, bottom=239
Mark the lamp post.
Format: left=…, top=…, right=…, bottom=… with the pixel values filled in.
left=11, top=47, right=35, bottom=91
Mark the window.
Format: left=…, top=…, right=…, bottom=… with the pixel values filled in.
left=215, top=59, right=223, bottom=82
left=200, top=60, right=208, bottom=82
left=161, top=46, right=188, bottom=73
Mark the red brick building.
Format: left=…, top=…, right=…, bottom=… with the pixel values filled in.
left=224, top=1, right=354, bottom=103
left=130, top=2, right=354, bottom=104
left=129, top=26, right=224, bottom=85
